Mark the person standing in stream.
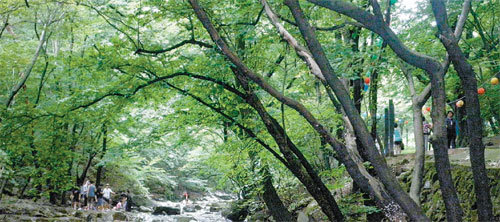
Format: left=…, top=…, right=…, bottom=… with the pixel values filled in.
left=183, top=191, right=189, bottom=204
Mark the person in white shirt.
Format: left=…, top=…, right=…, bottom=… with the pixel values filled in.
left=80, top=180, right=90, bottom=209
left=102, top=184, right=115, bottom=208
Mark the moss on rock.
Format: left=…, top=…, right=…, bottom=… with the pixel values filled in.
left=398, top=163, right=500, bottom=221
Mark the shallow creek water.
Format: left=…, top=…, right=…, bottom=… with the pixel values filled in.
left=136, top=192, right=234, bottom=222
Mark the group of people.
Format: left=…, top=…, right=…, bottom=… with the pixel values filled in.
left=422, top=110, right=458, bottom=151
left=391, top=110, right=458, bottom=155
left=71, top=180, right=131, bottom=211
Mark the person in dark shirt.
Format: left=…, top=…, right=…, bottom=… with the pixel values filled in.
left=423, top=118, right=432, bottom=151
left=446, top=111, right=457, bottom=149
left=96, top=187, right=105, bottom=210
left=71, top=189, right=80, bottom=210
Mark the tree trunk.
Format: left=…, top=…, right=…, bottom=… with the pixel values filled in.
left=369, top=68, right=379, bottom=140
left=431, top=1, right=493, bottom=220
left=18, top=177, right=30, bottom=198
left=234, top=71, right=344, bottom=221
left=384, top=108, right=389, bottom=156
left=192, top=1, right=419, bottom=219
left=78, top=153, right=95, bottom=186
left=388, top=100, right=395, bottom=156
left=409, top=106, right=425, bottom=204
left=96, top=123, right=108, bottom=187
left=261, top=169, right=294, bottom=222
left=402, top=64, right=431, bottom=205
left=429, top=68, right=464, bottom=221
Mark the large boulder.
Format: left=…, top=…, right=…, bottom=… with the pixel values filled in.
left=152, top=206, right=180, bottom=215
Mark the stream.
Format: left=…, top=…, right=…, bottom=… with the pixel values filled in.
left=0, top=191, right=236, bottom=222
left=136, top=191, right=235, bottom=222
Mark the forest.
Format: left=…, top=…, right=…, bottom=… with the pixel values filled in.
left=0, top=0, right=499, bottom=221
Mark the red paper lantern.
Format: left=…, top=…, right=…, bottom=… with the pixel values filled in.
left=405, top=120, right=409, bottom=124
left=456, top=100, right=464, bottom=107
left=364, top=77, right=370, bottom=84
left=478, top=87, right=485, bottom=95
left=426, top=107, right=431, bottom=112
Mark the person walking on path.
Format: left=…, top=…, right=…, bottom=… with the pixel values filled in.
left=446, top=111, right=457, bottom=149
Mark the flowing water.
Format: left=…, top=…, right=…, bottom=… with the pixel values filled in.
left=136, top=191, right=235, bottom=222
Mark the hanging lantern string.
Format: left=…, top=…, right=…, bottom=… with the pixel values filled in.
left=447, top=96, right=465, bottom=105
left=445, top=75, right=499, bottom=105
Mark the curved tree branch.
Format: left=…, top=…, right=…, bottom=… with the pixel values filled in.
left=135, top=38, right=213, bottom=55
left=5, top=22, right=48, bottom=108
left=308, top=0, right=442, bottom=75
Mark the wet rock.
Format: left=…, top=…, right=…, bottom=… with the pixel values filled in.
left=176, top=216, right=196, bottom=222
left=139, top=206, right=153, bottom=212
left=214, top=193, right=233, bottom=200
left=209, top=203, right=221, bottom=212
left=113, top=211, right=128, bottom=221
left=297, top=211, right=310, bottom=222
left=194, top=205, right=202, bottom=210
left=183, top=205, right=196, bottom=212
left=152, top=206, right=180, bottom=215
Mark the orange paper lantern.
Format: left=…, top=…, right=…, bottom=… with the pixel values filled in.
left=478, top=87, right=485, bottom=95
left=491, top=77, right=499, bottom=85
left=364, top=77, right=370, bottom=84
left=456, top=100, right=464, bottom=107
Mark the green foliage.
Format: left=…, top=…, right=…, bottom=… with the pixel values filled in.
left=0, top=0, right=498, bottom=219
